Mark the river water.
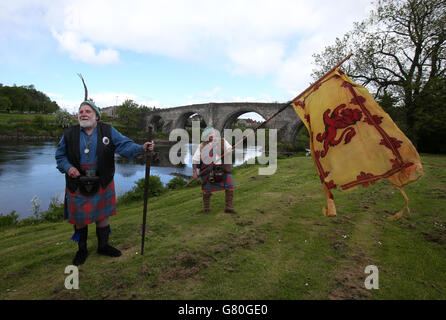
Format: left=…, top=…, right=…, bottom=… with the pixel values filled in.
left=0, top=141, right=262, bottom=219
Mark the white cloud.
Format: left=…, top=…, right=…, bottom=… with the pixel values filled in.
left=52, top=30, right=119, bottom=65
left=90, top=92, right=137, bottom=107
left=276, top=36, right=325, bottom=97
left=184, top=86, right=279, bottom=107
left=184, top=86, right=223, bottom=105
left=4, top=0, right=374, bottom=95
left=196, top=87, right=222, bottom=99
left=139, top=99, right=162, bottom=108
left=87, top=2, right=365, bottom=93
left=41, top=1, right=372, bottom=65
left=55, top=98, right=81, bottom=114
left=227, top=41, right=285, bottom=75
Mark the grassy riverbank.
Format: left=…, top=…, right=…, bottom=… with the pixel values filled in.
left=0, top=113, right=142, bottom=140
left=0, top=112, right=63, bottom=138
left=1, top=154, right=445, bottom=300
left=0, top=113, right=170, bottom=144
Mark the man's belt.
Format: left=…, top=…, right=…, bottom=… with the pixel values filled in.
left=70, top=170, right=100, bottom=196
left=209, top=165, right=224, bottom=183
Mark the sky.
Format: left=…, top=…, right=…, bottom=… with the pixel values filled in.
left=0, top=0, right=373, bottom=119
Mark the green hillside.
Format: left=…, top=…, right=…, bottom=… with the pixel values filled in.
left=1, top=155, right=445, bottom=300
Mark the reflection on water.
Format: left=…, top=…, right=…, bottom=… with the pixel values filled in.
left=0, top=141, right=262, bottom=219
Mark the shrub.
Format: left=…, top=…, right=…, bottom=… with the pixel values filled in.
left=34, top=114, right=46, bottom=129
left=118, top=176, right=166, bottom=204
left=55, top=109, right=73, bottom=128
left=17, top=217, right=41, bottom=227
left=0, top=211, right=19, bottom=228
left=41, top=196, right=64, bottom=222
left=166, top=176, right=187, bottom=190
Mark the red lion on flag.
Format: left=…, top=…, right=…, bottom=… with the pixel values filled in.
left=316, top=104, right=363, bottom=157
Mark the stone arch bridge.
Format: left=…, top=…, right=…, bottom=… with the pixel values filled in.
left=143, top=102, right=303, bottom=143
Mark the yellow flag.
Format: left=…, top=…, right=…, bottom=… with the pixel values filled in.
left=292, top=69, right=423, bottom=219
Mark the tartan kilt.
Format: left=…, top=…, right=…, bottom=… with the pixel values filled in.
left=200, top=164, right=235, bottom=193
left=64, top=180, right=117, bottom=225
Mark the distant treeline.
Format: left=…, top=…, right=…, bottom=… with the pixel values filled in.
left=0, top=84, right=59, bottom=114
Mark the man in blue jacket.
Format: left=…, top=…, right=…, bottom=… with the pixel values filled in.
left=56, top=100, right=154, bottom=266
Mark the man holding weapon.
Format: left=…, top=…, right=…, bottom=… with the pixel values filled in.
left=186, top=55, right=356, bottom=214
left=192, top=126, right=236, bottom=214
left=55, top=74, right=154, bottom=266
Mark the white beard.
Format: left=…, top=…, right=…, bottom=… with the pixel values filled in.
left=79, top=118, right=96, bottom=128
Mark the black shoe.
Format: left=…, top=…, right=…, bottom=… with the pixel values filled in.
left=71, top=225, right=88, bottom=265
left=96, top=225, right=122, bottom=257
left=73, top=249, right=89, bottom=266
left=97, top=245, right=122, bottom=257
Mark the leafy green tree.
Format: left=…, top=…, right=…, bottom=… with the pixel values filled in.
left=0, top=84, right=60, bottom=114
left=46, top=101, right=59, bottom=114
left=312, top=0, right=446, bottom=148
left=376, top=91, right=407, bottom=131
left=412, top=76, right=446, bottom=153
left=117, top=99, right=142, bottom=134
left=0, top=96, right=12, bottom=111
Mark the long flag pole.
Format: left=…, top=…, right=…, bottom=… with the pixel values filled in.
left=140, top=125, right=153, bottom=255
left=185, top=53, right=353, bottom=187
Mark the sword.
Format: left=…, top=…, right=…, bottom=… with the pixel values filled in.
left=141, top=125, right=153, bottom=255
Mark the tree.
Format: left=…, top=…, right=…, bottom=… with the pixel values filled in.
left=0, top=96, right=12, bottom=111
left=55, top=109, right=73, bottom=128
left=117, top=99, right=142, bottom=134
left=0, top=84, right=60, bottom=114
left=46, top=101, right=59, bottom=114
left=412, top=76, right=446, bottom=153
left=312, top=0, right=446, bottom=148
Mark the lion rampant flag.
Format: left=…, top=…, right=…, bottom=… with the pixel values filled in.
left=292, top=68, right=423, bottom=219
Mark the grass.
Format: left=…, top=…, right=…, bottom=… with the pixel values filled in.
left=0, top=154, right=445, bottom=300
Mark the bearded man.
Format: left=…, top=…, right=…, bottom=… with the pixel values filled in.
left=56, top=100, right=154, bottom=266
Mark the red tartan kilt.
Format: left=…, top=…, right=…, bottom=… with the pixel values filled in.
left=64, top=180, right=117, bottom=225
left=200, top=165, right=235, bottom=192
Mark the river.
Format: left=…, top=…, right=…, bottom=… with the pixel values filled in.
left=0, top=140, right=262, bottom=219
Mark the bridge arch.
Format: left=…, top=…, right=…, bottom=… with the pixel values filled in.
left=175, top=111, right=209, bottom=130
left=146, top=114, right=165, bottom=132
left=219, top=110, right=270, bottom=131
left=292, top=121, right=309, bottom=151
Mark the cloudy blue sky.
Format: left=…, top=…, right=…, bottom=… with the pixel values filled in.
left=0, top=0, right=373, bottom=118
